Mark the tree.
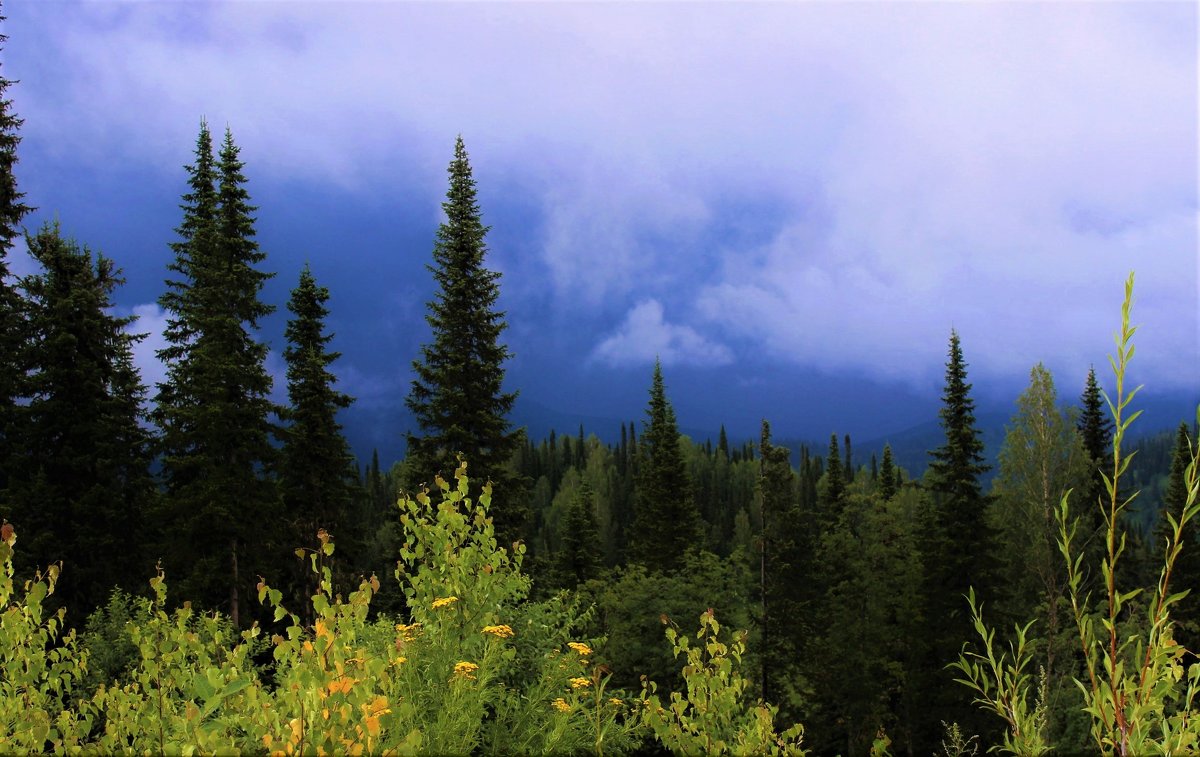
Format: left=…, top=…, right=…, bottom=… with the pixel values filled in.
left=281, top=264, right=358, bottom=601
left=920, top=329, right=998, bottom=747
left=7, top=224, right=154, bottom=611
left=991, top=363, right=1089, bottom=739
left=1076, top=366, right=1113, bottom=564
left=628, top=360, right=701, bottom=572
left=879, top=443, right=897, bottom=501
left=556, top=480, right=602, bottom=587
left=153, top=123, right=277, bottom=626
left=406, top=136, right=524, bottom=543
left=823, top=433, right=844, bottom=508
left=0, top=12, right=31, bottom=497
left=1158, top=422, right=1199, bottom=646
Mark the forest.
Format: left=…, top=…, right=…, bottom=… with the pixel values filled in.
left=2, top=11, right=1200, bottom=757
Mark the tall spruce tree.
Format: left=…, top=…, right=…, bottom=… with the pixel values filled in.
left=920, top=328, right=998, bottom=747
left=824, top=433, right=845, bottom=508
left=1076, top=366, right=1113, bottom=560
left=8, top=224, right=154, bottom=611
left=556, top=480, right=602, bottom=587
left=405, top=136, right=524, bottom=543
left=879, top=443, right=897, bottom=501
left=153, top=123, right=277, bottom=626
left=281, top=264, right=357, bottom=580
left=0, top=12, right=30, bottom=498
left=628, top=360, right=701, bottom=572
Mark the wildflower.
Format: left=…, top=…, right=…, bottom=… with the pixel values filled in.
left=569, top=677, right=591, bottom=689
left=567, top=642, right=592, bottom=656
left=552, top=697, right=570, bottom=713
left=454, top=661, right=479, bottom=680
left=432, top=596, right=458, bottom=609
left=395, top=622, right=422, bottom=642
left=482, top=624, right=514, bottom=638
left=609, top=697, right=623, bottom=707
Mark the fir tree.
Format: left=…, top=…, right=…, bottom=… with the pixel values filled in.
left=1159, top=423, right=1199, bottom=645
left=405, top=136, right=524, bottom=543
left=8, top=224, right=154, bottom=610
left=153, top=123, right=277, bottom=626
left=1076, top=366, right=1113, bottom=558
left=920, top=329, right=998, bottom=746
left=629, top=360, right=701, bottom=572
left=556, top=480, right=602, bottom=587
left=0, top=12, right=31, bottom=497
left=879, top=443, right=897, bottom=501
left=824, top=433, right=845, bottom=507
left=281, top=264, right=357, bottom=580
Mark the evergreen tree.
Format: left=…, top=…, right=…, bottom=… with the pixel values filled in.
left=629, top=360, right=701, bottom=572
left=1159, top=423, right=1200, bottom=645
left=757, top=420, right=804, bottom=713
left=0, top=12, right=30, bottom=497
left=920, top=329, right=998, bottom=747
left=556, top=480, right=602, bottom=587
left=824, top=433, right=844, bottom=507
left=405, top=136, right=524, bottom=543
left=153, top=123, right=277, bottom=626
left=281, top=264, right=357, bottom=593
left=8, top=224, right=154, bottom=611
left=1076, top=366, right=1113, bottom=562
left=879, top=444, right=897, bottom=501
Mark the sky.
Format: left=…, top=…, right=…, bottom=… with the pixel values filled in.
left=4, top=1, right=1198, bottom=462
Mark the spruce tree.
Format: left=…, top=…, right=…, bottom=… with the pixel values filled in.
left=879, top=443, right=897, bottom=501
left=920, top=328, right=998, bottom=746
left=281, top=264, right=357, bottom=579
left=9, top=224, right=154, bottom=611
left=556, top=480, right=602, bottom=587
left=1076, top=366, right=1113, bottom=558
left=824, top=433, right=845, bottom=507
left=629, top=360, right=701, bottom=572
left=406, top=136, right=524, bottom=542
left=1159, top=423, right=1199, bottom=644
left=0, top=12, right=31, bottom=497
left=153, top=123, right=277, bottom=626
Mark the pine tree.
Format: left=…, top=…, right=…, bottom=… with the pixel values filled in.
left=8, top=224, right=154, bottom=610
left=879, top=443, right=897, bottom=501
left=405, top=136, right=524, bottom=543
left=153, top=123, right=277, bottom=626
left=556, top=480, right=602, bottom=587
left=1076, top=366, right=1113, bottom=558
left=629, top=360, right=701, bottom=572
left=824, top=433, right=845, bottom=507
left=281, top=264, right=357, bottom=581
left=920, top=328, right=998, bottom=746
left=0, top=12, right=31, bottom=497
left=1159, top=423, right=1200, bottom=645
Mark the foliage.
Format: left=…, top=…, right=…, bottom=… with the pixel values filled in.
left=153, top=122, right=278, bottom=625
left=641, top=608, right=807, bottom=755
left=405, top=136, right=524, bottom=545
left=629, top=360, right=702, bottom=571
left=958, top=273, right=1200, bottom=755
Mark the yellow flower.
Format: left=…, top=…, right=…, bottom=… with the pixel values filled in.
left=454, top=661, right=479, bottom=680
left=552, top=697, right=570, bottom=713
left=395, top=622, right=422, bottom=641
left=482, top=624, right=514, bottom=638
left=567, top=642, right=592, bottom=656
left=608, top=697, right=623, bottom=707
left=569, top=677, right=592, bottom=689
left=432, top=596, right=459, bottom=609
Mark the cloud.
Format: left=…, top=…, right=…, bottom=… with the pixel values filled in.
left=125, top=303, right=169, bottom=394
left=592, top=300, right=732, bottom=368
left=10, top=2, right=1197, bottom=391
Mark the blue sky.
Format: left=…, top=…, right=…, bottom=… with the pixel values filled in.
left=4, top=1, right=1198, bottom=461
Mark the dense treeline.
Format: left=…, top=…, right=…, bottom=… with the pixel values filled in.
left=1, top=10, right=1198, bottom=754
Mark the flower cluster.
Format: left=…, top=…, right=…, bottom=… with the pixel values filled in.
left=567, top=642, right=592, bottom=656
left=432, top=596, right=459, bottom=609
left=481, top=624, right=514, bottom=638
left=453, top=660, right=479, bottom=680
left=552, top=697, right=570, bottom=713
left=569, top=677, right=592, bottom=689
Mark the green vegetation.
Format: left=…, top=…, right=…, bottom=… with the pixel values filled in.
left=0, top=13, right=1197, bottom=754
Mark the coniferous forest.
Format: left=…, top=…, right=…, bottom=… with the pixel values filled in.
left=2, top=10, right=1199, bottom=757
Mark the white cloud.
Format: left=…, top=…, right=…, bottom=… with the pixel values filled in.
left=592, top=299, right=732, bottom=368
left=125, top=303, right=169, bottom=394
left=10, top=2, right=1197, bottom=389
